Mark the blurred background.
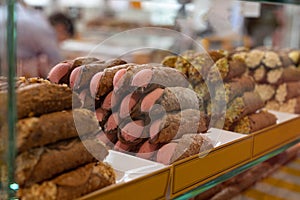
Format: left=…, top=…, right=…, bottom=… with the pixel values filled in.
left=5, top=0, right=300, bottom=76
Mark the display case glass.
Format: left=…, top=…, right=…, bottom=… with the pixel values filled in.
left=1, top=0, right=300, bottom=199
left=0, top=0, right=17, bottom=199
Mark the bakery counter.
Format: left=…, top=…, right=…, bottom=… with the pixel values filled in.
left=78, top=110, right=300, bottom=200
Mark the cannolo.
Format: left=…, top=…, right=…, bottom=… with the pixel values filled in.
left=96, top=131, right=117, bottom=149
left=161, top=55, right=178, bottom=68
left=233, top=110, right=277, bottom=134
left=78, top=89, right=95, bottom=110
left=118, top=91, right=142, bottom=119
left=48, top=57, right=100, bottom=85
left=113, top=140, right=142, bottom=154
left=156, top=134, right=213, bottom=165
left=15, top=138, right=108, bottom=187
left=113, top=64, right=154, bottom=93
left=140, top=87, right=202, bottom=115
left=149, top=109, right=209, bottom=144
left=12, top=82, right=80, bottom=119
left=278, top=49, right=300, bottom=67
left=17, top=109, right=99, bottom=152
left=249, top=65, right=267, bottom=83
left=130, top=66, right=189, bottom=90
left=275, top=81, right=300, bottom=103
left=172, top=55, right=191, bottom=76
left=262, top=51, right=282, bottom=69
left=95, top=108, right=111, bottom=127
left=17, top=162, right=115, bottom=200
left=224, top=91, right=265, bottom=129
left=278, top=50, right=296, bottom=68
left=267, top=67, right=300, bottom=85
left=136, top=140, right=161, bottom=160
left=265, top=100, right=280, bottom=111
left=207, top=56, right=246, bottom=82
left=193, top=82, right=210, bottom=102
left=255, top=84, right=276, bottom=102
left=279, top=97, right=300, bottom=114
left=69, top=59, right=126, bottom=91
left=288, top=50, right=300, bottom=64
left=245, top=49, right=265, bottom=69
left=216, top=76, right=255, bottom=103
left=118, top=120, right=146, bottom=145
left=90, top=64, right=134, bottom=99
left=187, top=53, right=216, bottom=84
left=103, top=112, right=119, bottom=135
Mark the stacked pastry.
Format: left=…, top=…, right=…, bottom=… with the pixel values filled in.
left=234, top=48, right=300, bottom=114
left=48, top=57, right=214, bottom=165
left=162, top=50, right=277, bottom=134
left=0, top=77, right=116, bottom=200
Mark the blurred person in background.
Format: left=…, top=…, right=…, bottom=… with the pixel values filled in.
left=49, top=12, right=76, bottom=43
left=0, top=0, right=63, bottom=78
left=244, top=4, right=285, bottom=48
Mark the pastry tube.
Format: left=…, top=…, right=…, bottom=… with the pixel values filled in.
left=118, top=120, right=145, bottom=145
left=288, top=50, right=300, bottom=65
left=72, top=57, right=101, bottom=69
left=96, top=131, right=117, bottom=149
left=265, top=100, right=280, bottom=111
left=10, top=82, right=80, bottom=119
left=279, top=50, right=296, bottom=68
left=91, top=64, right=133, bottom=99
left=113, top=64, right=154, bottom=92
left=15, top=138, right=108, bottom=187
left=249, top=65, right=267, bottom=83
left=78, top=89, right=95, bottom=110
left=233, top=110, right=277, bottom=134
left=130, top=66, right=189, bottom=90
left=245, top=49, right=265, bottom=69
left=224, top=91, right=265, bottom=129
left=47, top=61, right=73, bottom=84
left=156, top=134, right=213, bottom=165
left=187, top=53, right=216, bottom=84
left=95, top=108, right=111, bottom=128
left=118, top=91, right=143, bottom=119
left=207, top=56, right=246, bottom=82
left=17, top=162, right=115, bottom=200
left=267, top=67, right=300, bottom=85
left=70, top=59, right=126, bottom=91
left=161, top=55, right=178, bottom=68
left=113, top=140, right=142, bottom=153
left=149, top=109, right=209, bottom=144
left=275, top=81, right=300, bottom=103
left=103, top=112, right=119, bottom=134
left=136, top=140, right=160, bottom=160
left=17, top=109, right=99, bottom=152
left=140, top=87, right=202, bottom=115
left=48, top=57, right=100, bottom=85
left=279, top=97, right=300, bottom=114
left=255, top=84, right=276, bottom=102
left=216, top=76, right=255, bottom=103
left=262, top=51, right=282, bottom=69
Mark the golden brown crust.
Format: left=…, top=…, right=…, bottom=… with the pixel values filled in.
left=17, top=109, right=99, bottom=152
left=233, top=110, right=277, bottom=134
left=171, top=134, right=213, bottom=163
left=255, top=84, right=275, bottom=102
left=15, top=138, right=108, bottom=187
left=15, top=83, right=80, bottom=119
left=17, top=162, right=115, bottom=200
left=150, top=109, right=208, bottom=144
